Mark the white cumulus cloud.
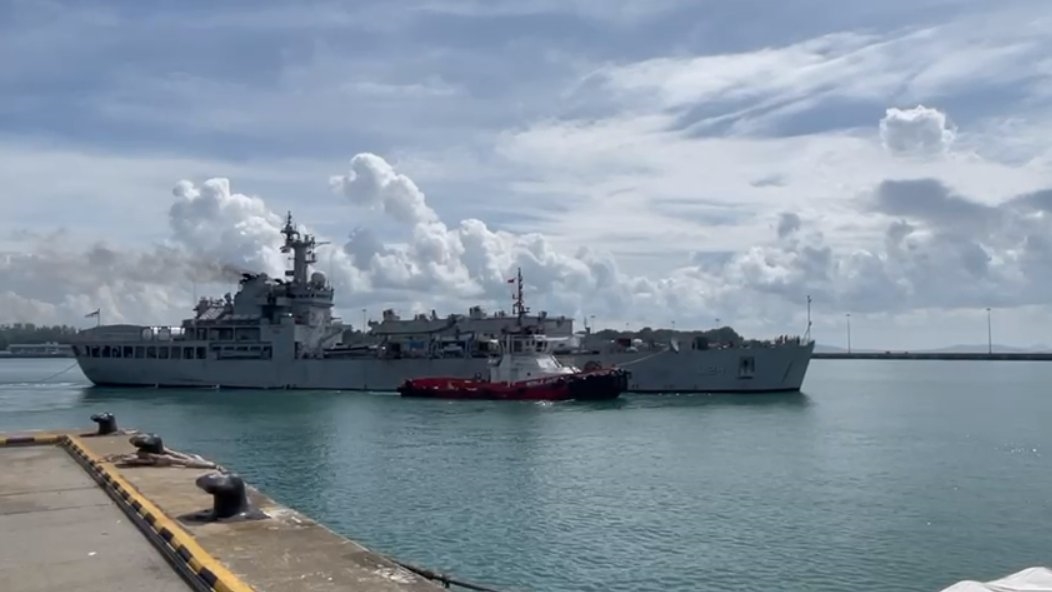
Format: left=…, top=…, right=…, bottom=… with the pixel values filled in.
left=3, top=143, right=1052, bottom=347
left=169, top=177, right=288, bottom=277
left=327, top=153, right=625, bottom=316
left=879, top=105, right=957, bottom=157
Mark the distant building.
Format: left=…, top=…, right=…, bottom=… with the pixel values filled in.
left=0, top=342, right=74, bottom=357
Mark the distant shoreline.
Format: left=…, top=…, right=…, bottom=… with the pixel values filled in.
left=814, top=352, right=1052, bottom=361
left=0, top=353, right=74, bottom=359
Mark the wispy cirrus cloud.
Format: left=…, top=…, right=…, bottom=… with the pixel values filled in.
left=578, top=7, right=1051, bottom=138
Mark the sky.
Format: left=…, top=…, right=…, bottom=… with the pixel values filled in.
left=1, top=0, right=1051, bottom=350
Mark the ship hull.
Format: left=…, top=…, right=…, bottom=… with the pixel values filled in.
left=558, top=341, right=814, bottom=393
left=74, top=342, right=812, bottom=393
left=74, top=357, right=491, bottom=391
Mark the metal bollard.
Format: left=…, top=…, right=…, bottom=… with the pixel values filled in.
left=194, top=475, right=267, bottom=521
left=129, top=433, right=165, bottom=455
left=90, top=412, right=118, bottom=435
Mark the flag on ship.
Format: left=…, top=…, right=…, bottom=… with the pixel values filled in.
left=85, top=308, right=100, bottom=318
left=506, top=277, right=515, bottom=283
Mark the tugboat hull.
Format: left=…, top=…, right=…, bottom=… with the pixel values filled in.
left=397, top=368, right=629, bottom=401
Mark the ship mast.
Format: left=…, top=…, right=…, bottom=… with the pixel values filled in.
left=511, top=267, right=528, bottom=326
left=498, top=267, right=529, bottom=371
left=280, top=211, right=317, bottom=286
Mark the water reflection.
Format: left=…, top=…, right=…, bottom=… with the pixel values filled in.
left=80, top=385, right=340, bottom=414
left=623, top=391, right=812, bottom=410
left=79, top=385, right=811, bottom=414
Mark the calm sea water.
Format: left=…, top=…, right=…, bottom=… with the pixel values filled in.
left=2, top=358, right=1050, bottom=591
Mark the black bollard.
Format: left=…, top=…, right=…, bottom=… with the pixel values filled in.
left=129, top=433, right=165, bottom=455
left=193, top=475, right=267, bottom=521
left=89, top=413, right=118, bottom=435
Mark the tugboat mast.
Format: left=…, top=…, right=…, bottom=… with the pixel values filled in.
left=511, top=267, right=528, bottom=326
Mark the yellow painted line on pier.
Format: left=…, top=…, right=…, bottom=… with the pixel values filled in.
left=63, top=435, right=257, bottom=592
left=0, top=432, right=64, bottom=446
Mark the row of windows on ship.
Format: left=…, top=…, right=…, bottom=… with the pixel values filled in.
left=74, top=343, right=272, bottom=360
left=137, top=327, right=262, bottom=341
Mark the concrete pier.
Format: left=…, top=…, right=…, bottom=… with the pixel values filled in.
left=1, top=444, right=191, bottom=591
left=0, top=425, right=455, bottom=592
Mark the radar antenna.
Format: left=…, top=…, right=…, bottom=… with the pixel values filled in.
left=280, top=211, right=299, bottom=246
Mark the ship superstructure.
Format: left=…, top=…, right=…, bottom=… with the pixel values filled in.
left=71, top=212, right=813, bottom=392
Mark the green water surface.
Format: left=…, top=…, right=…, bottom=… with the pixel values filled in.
left=1, top=358, right=1049, bottom=592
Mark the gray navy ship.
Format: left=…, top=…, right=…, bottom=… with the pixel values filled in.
left=71, top=212, right=814, bottom=392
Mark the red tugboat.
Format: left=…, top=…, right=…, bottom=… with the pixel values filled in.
left=396, top=269, right=629, bottom=402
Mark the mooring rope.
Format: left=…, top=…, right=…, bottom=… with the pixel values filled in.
left=611, top=348, right=670, bottom=368
left=103, top=446, right=224, bottom=471
left=392, top=559, right=506, bottom=592
left=23, top=360, right=81, bottom=384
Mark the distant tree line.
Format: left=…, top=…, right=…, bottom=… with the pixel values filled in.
left=0, top=323, right=79, bottom=351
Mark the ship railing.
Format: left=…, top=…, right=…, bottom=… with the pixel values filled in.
left=751, top=335, right=808, bottom=347
left=75, top=325, right=190, bottom=343
left=187, top=316, right=263, bottom=325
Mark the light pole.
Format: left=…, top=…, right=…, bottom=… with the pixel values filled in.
left=361, top=308, right=367, bottom=333
left=805, top=295, right=812, bottom=342
left=846, top=313, right=852, bottom=354
left=986, top=307, right=992, bottom=355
